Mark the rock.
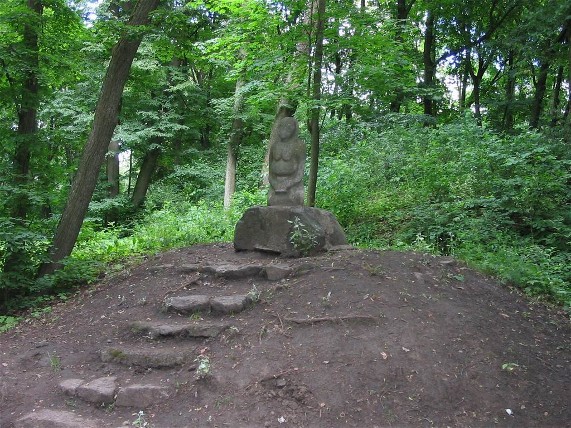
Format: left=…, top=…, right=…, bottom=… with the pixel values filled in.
left=412, top=272, right=425, bottom=284
left=115, top=384, right=170, bottom=407
left=234, top=206, right=347, bottom=256
left=59, top=378, right=84, bottom=396
left=202, top=264, right=264, bottom=279
left=178, top=263, right=201, bottom=273
left=14, top=409, right=99, bottom=428
left=438, top=257, right=456, bottom=266
left=130, top=320, right=229, bottom=339
left=164, top=295, right=210, bottom=314
left=76, top=376, right=117, bottom=404
left=264, top=264, right=292, bottom=281
left=101, top=346, right=192, bottom=368
left=210, top=295, right=252, bottom=314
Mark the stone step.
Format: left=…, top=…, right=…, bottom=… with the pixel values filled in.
left=177, top=262, right=295, bottom=280
left=115, top=383, right=171, bottom=407
left=60, top=376, right=117, bottom=405
left=60, top=377, right=171, bottom=409
left=163, top=294, right=252, bottom=315
left=100, top=345, right=194, bottom=368
left=130, top=320, right=230, bottom=339
left=14, top=409, right=100, bottom=428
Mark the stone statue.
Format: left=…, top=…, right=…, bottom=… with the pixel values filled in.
left=268, top=117, right=305, bottom=206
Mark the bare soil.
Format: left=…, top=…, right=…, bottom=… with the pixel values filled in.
left=1, top=243, right=570, bottom=427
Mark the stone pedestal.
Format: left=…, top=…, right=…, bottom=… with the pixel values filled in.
left=234, top=206, right=348, bottom=256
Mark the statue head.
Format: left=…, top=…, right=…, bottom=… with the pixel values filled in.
left=277, top=117, right=298, bottom=140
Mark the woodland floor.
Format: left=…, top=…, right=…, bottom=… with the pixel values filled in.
left=0, top=243, right=570, bottom=428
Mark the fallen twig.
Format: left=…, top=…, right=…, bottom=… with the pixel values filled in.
left=282, top=314, right=377, bottom=325
left=161, top=273, right=200, bottom=302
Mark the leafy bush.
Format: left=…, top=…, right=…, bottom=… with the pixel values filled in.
left=317, top=118, right=571, bottom=306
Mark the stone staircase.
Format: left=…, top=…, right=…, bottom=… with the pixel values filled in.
left=13, top=261, right=300, bottom=428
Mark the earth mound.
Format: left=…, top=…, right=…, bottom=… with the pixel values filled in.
left=1, top=244, right=569, bottom=427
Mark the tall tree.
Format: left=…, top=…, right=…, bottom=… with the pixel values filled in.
left=39, top=0, right=162, bottom=276
left=306, top=0, right=325, bottom=207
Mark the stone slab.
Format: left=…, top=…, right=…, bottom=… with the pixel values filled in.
left=264, top=264, right=292, bottom=281
left=130, top=320, right=229, bottom=339
left=201, top=264, right=264, bottom=279
left=59, top=378, right=84, bottom=396
left=234, top=206, right=347, bottom=256
left=14, top=409, right=99, bottom=428
left=76, top=376, right=117, bottom=404
left=210, top=295, right=252, bottom=314
left=115, top=384, right=170, bottom=407
left=163, top=295, right=210, bottom=314
left=101, top=346, right=192, bottom=368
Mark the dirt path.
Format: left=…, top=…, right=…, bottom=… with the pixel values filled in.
left=1, top=244, right=569, bottom=427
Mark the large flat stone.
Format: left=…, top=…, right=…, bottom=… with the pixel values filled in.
left=210, top=295, right=252, bottom=314
left=76, top=376, right=117, bottom=405
left=163, top=295, right=210, bottom=314
left=59, top=378, right=84, bottom=396
left=14, top=409, right=99, bottom=428
left=101, top=346, right=192, bottom=368
left=130, top=320, right=230, bottom=339
left=264, top=264, right=292, bottom=280
left=234, top=206, right=347, bottom=256
left=201, top=264, right=264, bottom=279
left=115, top=384, right=171, bottom=407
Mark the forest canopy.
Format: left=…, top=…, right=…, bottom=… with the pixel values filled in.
left=0, top=0, right=570, bottom=320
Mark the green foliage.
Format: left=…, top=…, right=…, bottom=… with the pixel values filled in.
left=317, top=118, right=571, bottom=306
left=0, top=315, right=20, bottom=332
left=288, top=216, right=319, bottom=257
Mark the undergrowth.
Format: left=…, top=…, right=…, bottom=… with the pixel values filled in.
left=1, top=118, right=569, bottom=332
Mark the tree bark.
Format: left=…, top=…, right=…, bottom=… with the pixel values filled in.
left=467, top=54, right=489, bottom=126
left=38, top=0, right=161, bottom=277
left=550, top=65, right=564, bottom=127
left=502, top=50, right=515, bottom=131
left=389, top=0, right=414, bottom=113
left=306, top=0, right=325, bottom=207
left=422, top=10, right=436, bottom=118
left=565, top=21, right=571, bottom=143
left=224, top=78, right=245, bottom=210
left=530, top=60, right=549, bottom=129
left=131, top=144, right=161, bottom=209
left=11, top=0, right=43, bottom=220
left=106, top=140, right=121, bottom=198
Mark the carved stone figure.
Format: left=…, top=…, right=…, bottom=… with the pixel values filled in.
left=268, top=117, right=305, bottom=206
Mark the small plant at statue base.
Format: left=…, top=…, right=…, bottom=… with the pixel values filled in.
left=321, top=291, right=332, bottom=307
left=247, top=284, right=261, bottom=302
left=502, top=362, right=519, bottom=373
left=48, top=352, right=61, bottom=371
left=132, top=410, right=151, bottom=427
left=288, top=217, right=318, bottom=256
left=195, top=354, right=211, bottom=379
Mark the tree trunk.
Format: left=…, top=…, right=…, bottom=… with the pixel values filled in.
left=307, top=0, right=325, bottom=207
left=224, top=78, right=245, bottom=210
left=11, top=0, right=43, bottom=220
left=565, top=23, right=571, bottom=143
left=38, top=0, right=161, bottom=277
left=132, top=144, right=161, bottom=209
left=550, top=65, right=564, bottom=127
left=503, top=50, right=515, bottom=131
left=422, top=10, right=436, bottom=118
left=530, top=60, right=549, bottom=129
left=389, top=0, right=414, bottom=113
left=107, top=140, right=120, bottom=198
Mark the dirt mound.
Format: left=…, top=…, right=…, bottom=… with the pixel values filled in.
left=1, top=244, right=569, bottom=427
